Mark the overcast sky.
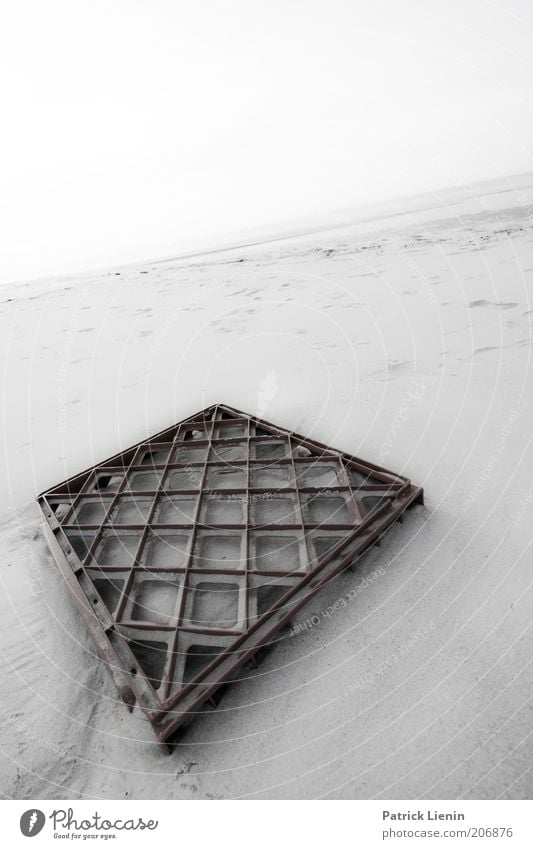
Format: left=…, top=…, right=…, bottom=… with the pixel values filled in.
left=1, top=0, right=532, bottom=283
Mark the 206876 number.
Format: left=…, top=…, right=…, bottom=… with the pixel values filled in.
left=469, top=827, right=513, bottom=838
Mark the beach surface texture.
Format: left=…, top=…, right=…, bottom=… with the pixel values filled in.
left=1, top=174, right=532, bottom=799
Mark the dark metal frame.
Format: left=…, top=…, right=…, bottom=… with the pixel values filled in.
left=37, top=403, right=423, bottom=748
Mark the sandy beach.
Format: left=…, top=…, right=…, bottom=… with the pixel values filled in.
left=1, top=174, right=532, bottom=799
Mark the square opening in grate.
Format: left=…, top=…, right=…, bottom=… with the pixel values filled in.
left=139, top=447, right=171, bottom=466
left=256, top=583, right=292, bottom=616
left=347, top=467, right=377, bottom=487
left=209, top=442, right=246, bottom=462
left=127, top=470, right=162, bottom=492
left=183, top=644, right=227, bottom=683
left=153, top=495, right=197, bottom=524
left=72, top=497, right=112, bottom=525
left=302, top=492, right=351, bottom=524
left=213, top=423, right=246, bottom=439
left=91, top=472, right=123, bottom=493
left=251, top=532, right=305, bottom=573
left=129, top=639, right=168, bottom=690
left=360, top=494, right=394, bottom=515
left=251, top=494, right=298, bottom=525
left=200, top=494, right=245, bottom=525
left=250, top=464, right=291, bottom=489
left=165, top=468, right=203, bottom=490
left=193, top=531, right=243, bottom=570
left=308, top=531, right=351, bottom=563
left=173, top=444, right=208, bottom=465
left=295, top=462, right=340, bottom=488
left=180, top=426, right=209, bottom=441
left=206, top=465, right=246, bottom=490
left=92, top=577, right=125, bottom=614
left=131, top=578, right=180, bottom=624
left=186, top=581, right=240, bottom=628
left=141, top=530, right=190, bottom=568
left=111, top=497, right=153, bottom=524
left=93, top=530, right=142, bottom=566
left=63, top=530, right=97, bottom=561
left=46, top=499, right=74, bottom=522
left=252, top=440, right=287, bottom=460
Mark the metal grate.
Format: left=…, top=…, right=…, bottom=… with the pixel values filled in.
left=37, top=403, right=423, bottom=747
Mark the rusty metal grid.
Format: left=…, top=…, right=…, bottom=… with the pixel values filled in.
left=37, top=403, right=424, bottom=747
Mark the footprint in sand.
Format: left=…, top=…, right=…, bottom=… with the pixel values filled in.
left=369, top=359, right=411, bottom=380
left=469, top=338, right=529, bottom=358
left=468, top=299, right=518, bottom=309
left=472, top=346, right=499, bottom=355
